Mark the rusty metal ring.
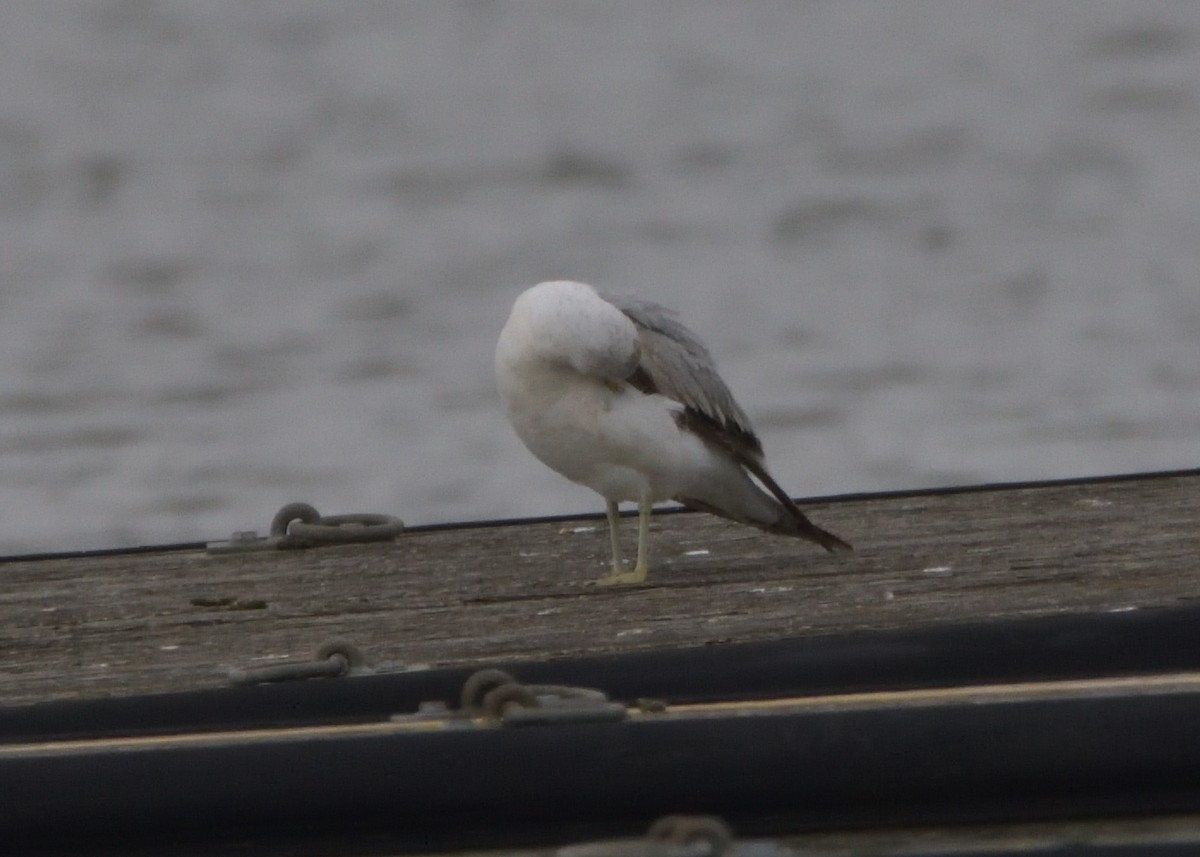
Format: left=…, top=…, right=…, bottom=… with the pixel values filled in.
left=481, top=682, right=539, bottom=720
left=228, top=639, right=367, bottom=686
left=647, top=816, right=734, bottom=856
left=270, top=503, right=322, bottom=537
left=315, top=640, right=365, bottom=674
left=460, top=668, right=519, bottom=712
left=286, top=513, right=404, bottom=543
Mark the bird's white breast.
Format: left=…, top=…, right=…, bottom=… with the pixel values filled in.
left=495, top=281, right=716, bottom=503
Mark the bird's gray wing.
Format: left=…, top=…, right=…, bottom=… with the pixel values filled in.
left=606, top=293, right=851, bottom=552
left=603, top=294, right=763, bottom=459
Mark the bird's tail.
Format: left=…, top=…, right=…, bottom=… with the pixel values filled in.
left=744, top=458, right=852, bottom=552
left=760, top=500, right=852, bottom=551
left=677, top=492, right=850, bottom=552
left=677, top=460, right=852, bottom=553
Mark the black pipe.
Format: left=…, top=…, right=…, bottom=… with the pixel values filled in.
left=6, top=687, right=1200, bottom=854
left=4, top=602, right=1200, bottom=743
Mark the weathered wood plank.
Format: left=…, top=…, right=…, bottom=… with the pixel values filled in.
left=429, top=814, right=1200, bottom=857
left=1, top=470, right=1197, bottom=705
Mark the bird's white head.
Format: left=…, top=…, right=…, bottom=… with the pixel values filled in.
left=497, top=280, right=640, bottom=381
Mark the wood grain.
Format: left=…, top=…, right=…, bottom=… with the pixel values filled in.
left=2, top=470, right=1197, bottom=706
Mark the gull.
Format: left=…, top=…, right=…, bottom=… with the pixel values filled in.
left=495, top=280, right=850, bottom=585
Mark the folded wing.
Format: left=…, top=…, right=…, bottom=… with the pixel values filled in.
left=605, top=293, right=851, bottom=552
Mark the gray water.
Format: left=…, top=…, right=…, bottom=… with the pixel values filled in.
left=2, top=1, right=1198, bottom=554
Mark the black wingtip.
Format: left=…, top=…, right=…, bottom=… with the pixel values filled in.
left=805, top=521, right=852, bottom=553
left=818, top=529, right=854, bottom=553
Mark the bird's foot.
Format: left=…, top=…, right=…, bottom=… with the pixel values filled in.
left=593, top=562, right=648, bottom=587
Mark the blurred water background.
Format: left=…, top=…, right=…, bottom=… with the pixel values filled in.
left=1, top=1, right=1197, bottom=554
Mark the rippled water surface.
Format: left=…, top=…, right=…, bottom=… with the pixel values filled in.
left=2, top=1, right=1198, bottom=552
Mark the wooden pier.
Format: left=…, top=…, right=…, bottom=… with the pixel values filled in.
left=2, top=469, right=1198, bottom=706
left=3, top=470, right=1200, bottom=856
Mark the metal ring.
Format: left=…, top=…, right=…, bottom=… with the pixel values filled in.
left=482, top=682, right=539, bottom=720
left=270, top=503, right=322, bottom=537
left=286, top=513, right=404, bottom=544
left=460, top=669, right=519, bottom=712
left=228, top=640, right=368, bottom=685
left=527, top=684, right=610, bottom=703
left=315, top=640, right=365, bottom=673
left=228, top=656, right=345, bottom=686
left=647, top=817, right=733, bottom=856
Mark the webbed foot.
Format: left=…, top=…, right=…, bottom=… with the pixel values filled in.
left=593, top=562, right=648, bottom=586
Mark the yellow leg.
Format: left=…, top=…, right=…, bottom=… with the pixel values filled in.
left=633, top=493, right=651, bottom=578
left=594, top=494, right=650, bottom=586
left=606, top=500, right=624, bottom=574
